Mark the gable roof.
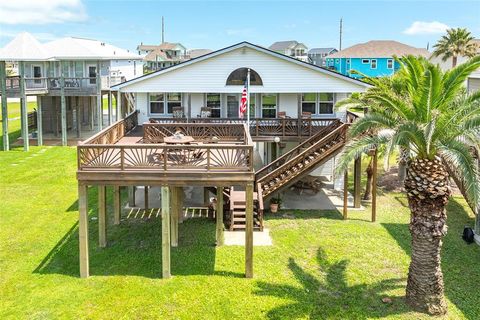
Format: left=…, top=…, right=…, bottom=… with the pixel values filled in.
left=187, top=49, right=213, bottom=59
left=328, top=40, right=430, bottom=58
left=308, top=48, right=337, bottom=55
left=0, top=32, right=142, bottom=61
left=112, top=41, right=370, bottom=90
left=269, top=40, right=299, bottom=51
left=0, top=32, right=49, bottom=61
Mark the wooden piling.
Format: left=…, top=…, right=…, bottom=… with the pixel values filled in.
left=161, top=186, right=171, bottom=279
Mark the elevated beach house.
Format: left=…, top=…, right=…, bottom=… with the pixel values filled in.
left=75, top=42, right=370, bottom=279
left=0, top=32, right=143, bottom=151
left=325, top=40, right=430, bottom=78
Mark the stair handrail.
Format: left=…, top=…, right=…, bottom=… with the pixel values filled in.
left=256, top=124, right=348, bottom=187
left=255, top=119, right=342, bottom=179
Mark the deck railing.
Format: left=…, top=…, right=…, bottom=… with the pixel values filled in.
left=148, top=117, right=339, bottom=138
left=78, top=116, right=254, bottom=173
left=5, top=76, right=99, bottom=94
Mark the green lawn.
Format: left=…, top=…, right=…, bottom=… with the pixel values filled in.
left=0, top=146, right=478, bottom=319
left=0, top=101, right=37, bottom=149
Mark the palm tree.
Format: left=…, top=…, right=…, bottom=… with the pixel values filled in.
left=432, top=28, right=478, bottom=68
left=337, top=55, right=480, bottom=315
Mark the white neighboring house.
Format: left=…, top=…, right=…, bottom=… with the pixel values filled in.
left=269, top=41, right=309, bottom=62
left=429, top=39, right=480, bottom=92
left=0, top=32, right=143, bottom=149
left=111, top=42, right=369, bottom=179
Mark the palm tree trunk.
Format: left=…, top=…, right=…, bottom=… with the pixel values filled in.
left=398, top=147, right=409, bottom=183
left=452, top=55, right=457, bottom=68
left=363, top=157, right=373, bottom=200
left=404, top=158, right=450, bottom=315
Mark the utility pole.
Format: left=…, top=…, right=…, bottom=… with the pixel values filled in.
left=162, top=16, right=165, bottom=43
left=339, top=18, right=343, bottom=51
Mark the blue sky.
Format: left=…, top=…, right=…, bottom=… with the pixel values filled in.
left=0, top=0, right=479, bottom=52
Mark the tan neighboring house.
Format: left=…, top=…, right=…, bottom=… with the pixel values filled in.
left=269, top=40, right=309, bottom=62
left=138, top=42, right=212, bottom=72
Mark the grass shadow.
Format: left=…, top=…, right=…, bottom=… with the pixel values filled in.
left=381, top=197, right=480, bottom=319
left=34, top=211, right=235, bottom=278
left=264, top=209, right=344, bottom=221
left=255, top=247, right=407, bottom=319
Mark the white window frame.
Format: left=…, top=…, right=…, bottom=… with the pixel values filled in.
left=371, top=59, right=377, bottom=69
left=387, top=59, right=394, bottom=69
left=362, top=59, right=370, bottom=64
left=318, top=93, right=335, bottom=115
left=301, top=93, right=317, bottom=115
left=205, top=93, right=222, bottom=118
left=261, top=93, right=278, bottom=118
left=166, top=92, right=181, bottom=115
left=148, top=93, right=166, bottom=116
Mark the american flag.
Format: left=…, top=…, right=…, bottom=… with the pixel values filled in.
left=239, top=81, right=247, bottom=117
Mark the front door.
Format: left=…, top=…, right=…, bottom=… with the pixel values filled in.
left=32, top=65, right=43, bottom=87
left=227, top=94, right=239, bottom=118
left=86, top=64, right=97, bottom=85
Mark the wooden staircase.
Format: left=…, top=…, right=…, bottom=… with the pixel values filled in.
left=228, top=186, right=264, bottom=231
left=226, top=120, right=349, bottom=231
left=256, top=121, right=348, bottom=198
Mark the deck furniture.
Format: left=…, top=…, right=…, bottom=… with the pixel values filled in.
left=172, top=106, right=184, bottom=118
left=164, top=135, right=195, bottom=144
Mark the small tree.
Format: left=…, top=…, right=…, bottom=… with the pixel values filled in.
left=337, top=55, right=480, bottom=315
left=432, top=27, right=478, bottom=68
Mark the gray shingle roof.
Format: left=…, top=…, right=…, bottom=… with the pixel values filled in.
left=308, top=48, right=337, bottom=55
left=269, top=40, right=299, bottom=51
left=327, top=40, right=430, bottom=58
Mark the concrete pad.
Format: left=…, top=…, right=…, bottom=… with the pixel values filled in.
left=282, top=183, right=364, bottom=211
left=224, top=228, right=273, bottom=246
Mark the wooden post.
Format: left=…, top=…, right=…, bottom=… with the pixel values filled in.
left=76, top=96, right=81, bottom=138
left=60, top=61, right=67, bottom=146
left=245, top=182, right=254, bottom=278
left=78, top=183, right=89, bottom=278
left=116, top=91, right=121, bottom=121
left=203, top=187, right=210, bottom=205
left=353, top=156, right=361, bottom=208
left=89, top=97, right=94, bottom=131
left=128, top=186, right=136, bottom=207
left=108, top=91, right=113, bottom=125
left=216, top=186, right=224, bottom=246
left=114, top=185, right=121, bottom=225
left=144, top=186, right=149, bottom=210
left=36, top=97, right=43, bottom=146
left=98, top=185, right=107, bottom=248
left=178, top=187, right=184, bottom=223
left=343, top=170, right=348, bottom=220
left=372, top=149, right=378, bottom=222
left=96, top=61, right=102, bottom=130
left=161, top=186, right=171, bottom=279
left=19, top=61, right=29, bottom=151
left=1, top=61, right=9, bottom=151
left=170, top=187, right=179, bottom=247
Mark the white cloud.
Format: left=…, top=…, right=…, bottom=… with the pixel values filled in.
left=403, top=21, right=449, bottom=35
left=0, top=0, right=87, bottom=25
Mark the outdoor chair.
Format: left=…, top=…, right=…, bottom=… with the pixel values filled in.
left=172, top=106, right=184, bottom=118
left=200, top=107, right=212, bottom=118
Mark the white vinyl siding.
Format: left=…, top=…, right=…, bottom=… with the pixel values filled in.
left=120, top=47, right=368, bottom=93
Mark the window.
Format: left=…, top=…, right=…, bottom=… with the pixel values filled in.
left=371, top=59, right=377, bottom=69
left=33, top=65, right=42, bottom=84
left=226, top=68, right=263, bottom=86
left=206, top=93, right=221, bottom=117
left=301, top=93, right=316, bottom=114
left=346, top=59, right=350, bottom=64
left=88, top=66, right=97, bottom=84
left=387, top=59, right=393, bottom=69
left=249, top=93, right=256, bottom=117
left=167, top=93, right=181, bottom=114
left=319, top=93, right=334, bottom=114
left=149, top=93, right=165, bottom=114
left=261, top=94, right=277, bottom=118
left=335, top=59, right=339, bottom=63
left=75, top=62, right=83, bottom=77
left=362, top=59, right=370, bottom=64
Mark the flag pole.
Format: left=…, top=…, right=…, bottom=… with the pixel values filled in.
left=246, top=68, right=251, bottom=135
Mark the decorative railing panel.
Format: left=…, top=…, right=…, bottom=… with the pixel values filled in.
left=83, top=111, right=138, bottom=145
left=78, top=145, right=253, bottom=172
left=147, top=117, right=339, bottom=139
left=143, top=123, right=247, bottom=143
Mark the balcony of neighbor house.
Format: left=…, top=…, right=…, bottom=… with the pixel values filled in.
left=4, top=74, right=124, bottom=97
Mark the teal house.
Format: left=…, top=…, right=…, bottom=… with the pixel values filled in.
left=325, top=40, right=429, bottom=79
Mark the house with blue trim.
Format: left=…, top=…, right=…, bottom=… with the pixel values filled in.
left=325, top=40, right=429, bottom=79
